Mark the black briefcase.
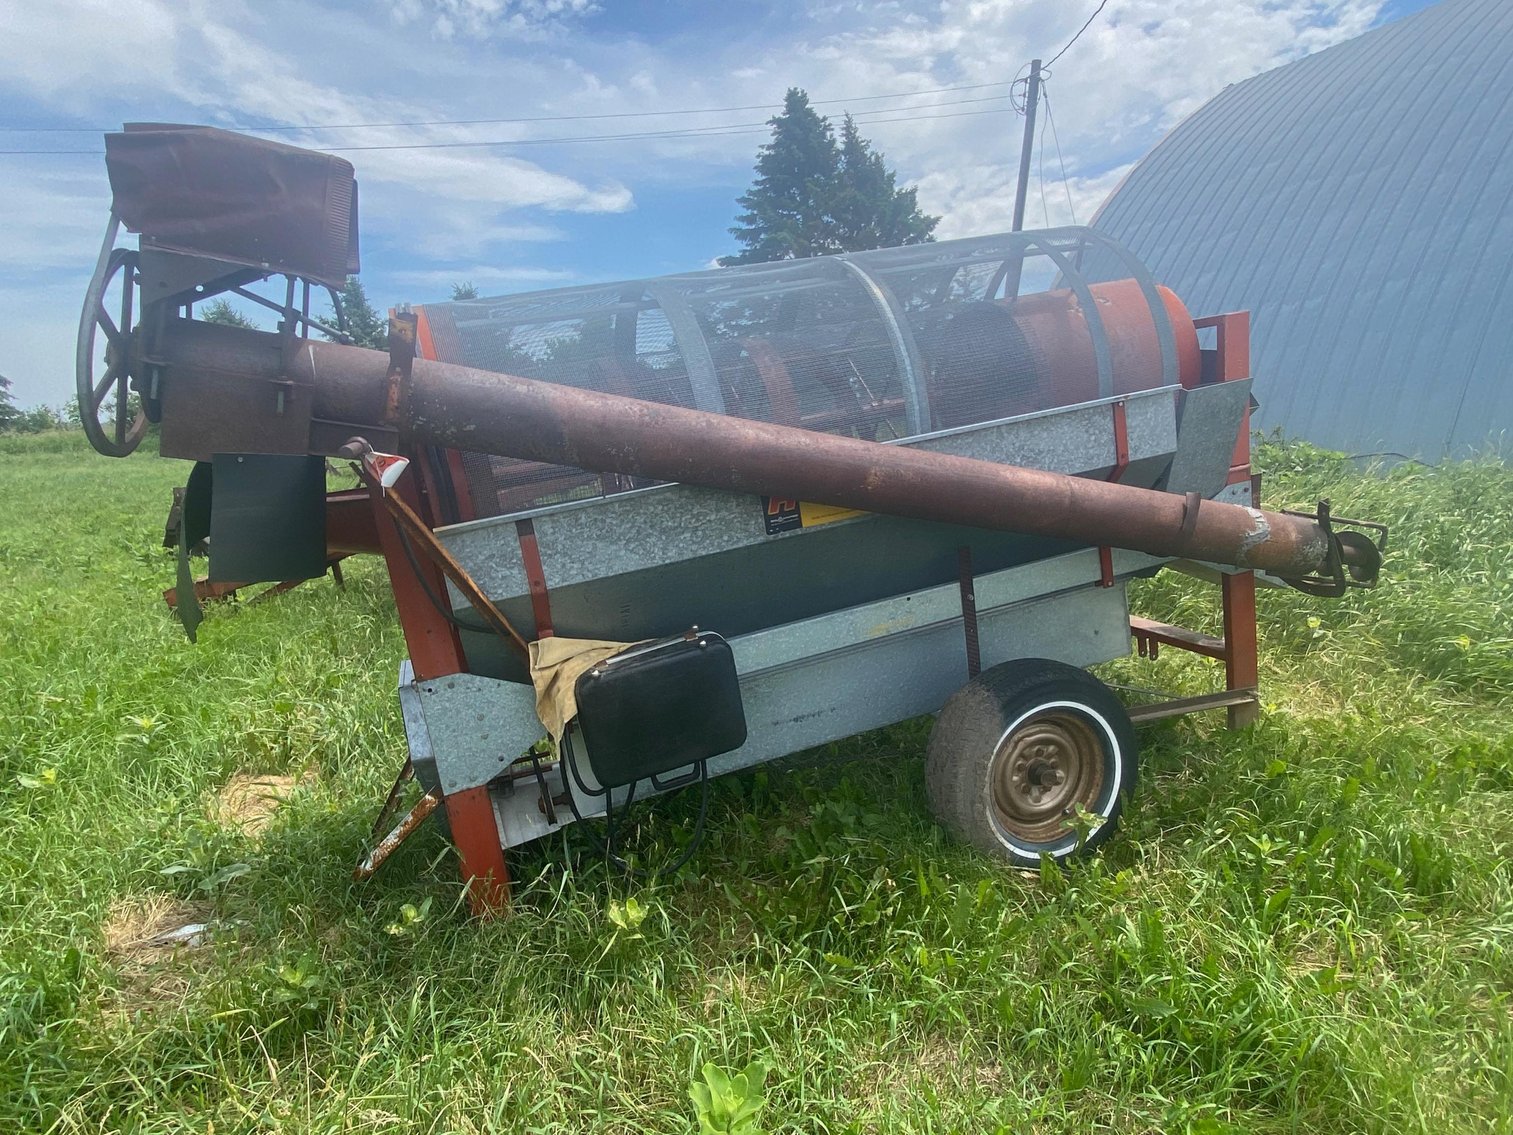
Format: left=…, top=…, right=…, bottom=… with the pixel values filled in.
left=573, top=630, right=747, bottom=791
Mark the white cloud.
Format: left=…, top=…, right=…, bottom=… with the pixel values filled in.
left=388, top=0, right=598, bottom=40
left=386, top=264, right=576, bottom=291
left=0, top=1, right=635, bottom=222
left=402, top=217, right=569, bottom=261
left=0, top=167, right=113, bottom=275
left=921, top=162, right=1137, bottom=241
left=781, top=0, right=1387, bottom=181
left=0, top=0, right=201, bottom=109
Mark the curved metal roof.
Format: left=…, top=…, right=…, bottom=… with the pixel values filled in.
left=1088, top=0, right=1513, bottom=459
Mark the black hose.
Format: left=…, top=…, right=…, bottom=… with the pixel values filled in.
left=560, top=731, right=710, bottom=879
left=603, top=767, right=710, bottom=880
left=393, top=522, right=495, bottom=636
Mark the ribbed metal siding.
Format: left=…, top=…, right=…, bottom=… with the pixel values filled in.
left=1089, top=0, right=1513, bottom=459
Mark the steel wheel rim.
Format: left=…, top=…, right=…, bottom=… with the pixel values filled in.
left=989, top=709, right=1107, bottom=846
left=77, top=232, right=147, bottom=458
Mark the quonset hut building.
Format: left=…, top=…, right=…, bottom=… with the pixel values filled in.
left=1088, top=0, right=1513, bottom=460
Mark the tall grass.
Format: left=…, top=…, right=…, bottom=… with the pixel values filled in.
left=1, top=431, right=1510, bottom=1133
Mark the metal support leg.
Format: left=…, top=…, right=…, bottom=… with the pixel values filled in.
left=363, top=459, right=514, bottom=915
left=445, top=787, right=511, bottom=914
left=1221, top=570, right=1260, bottom=728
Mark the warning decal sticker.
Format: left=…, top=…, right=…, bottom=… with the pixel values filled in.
left=761, top=497, right=866, bottom=536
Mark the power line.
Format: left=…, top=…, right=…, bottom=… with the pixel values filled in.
left=0, top=147, right=99, bottom=156
left=1042, top=88, right=1078, bottom=225
left=1045, top=0, right=1111, bottom=68
left=1036, top=86, right=1051, bottom=229
left=0, top=80, right=1016, bottom=135
left=0, top=102, right=1014, bottom=157
left=323, top=101, right=1010, bottom=153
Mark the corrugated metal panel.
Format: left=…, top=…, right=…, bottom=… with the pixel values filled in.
left=1088, top=0, right=1513, bottom=459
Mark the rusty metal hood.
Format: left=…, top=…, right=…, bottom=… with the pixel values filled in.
left=104, top=123, right=359, bottom=286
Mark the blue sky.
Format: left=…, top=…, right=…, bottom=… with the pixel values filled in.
left=0, top=0, right=1437, bottom=406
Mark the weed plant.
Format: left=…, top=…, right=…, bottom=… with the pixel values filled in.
left=1, top=431, right=1510, bottom=1133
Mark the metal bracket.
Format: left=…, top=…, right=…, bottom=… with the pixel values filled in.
left=957, top=545, right=981, bottom=678
left=1097, top=400, right=1130, bottom=588
left=383, top=312, right=417, bottom=432
left=353, top=757, right=440, bottom=882
left=1280, top=499, right=1388, bottom=597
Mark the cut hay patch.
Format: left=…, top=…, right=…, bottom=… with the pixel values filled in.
left=100, top=893, right=216, bottom=1015
left=212, top=772, right=299, bottom=837
left=102, top=893, right=214, bottom=962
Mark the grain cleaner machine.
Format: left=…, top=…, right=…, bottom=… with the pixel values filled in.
left=78, top=126, right=1384, bottom=911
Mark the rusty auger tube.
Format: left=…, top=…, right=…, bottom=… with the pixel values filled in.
left=157, top=321, right=1375, bottom=584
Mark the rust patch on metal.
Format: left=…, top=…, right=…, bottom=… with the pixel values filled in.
left=105, top=124, right=359, bottom=286
left=354, top=791, right=440, bottom=881
left=382, top=313, right=417, bottom=430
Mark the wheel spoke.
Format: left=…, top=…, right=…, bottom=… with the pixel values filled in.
left=95, top=302, right=119, bottom=343
left=119, top=264, right=134, bottom=340
left=114, top=371, right=129, bottom=445
left=76, top=220, right=147, bottom=458
left=93, top=360, right=122, bottom=405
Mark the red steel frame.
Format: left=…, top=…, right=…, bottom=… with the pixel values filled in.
left=367, top=313, right=511, bottom=914
left=1214, top=311, right=1261, bottom=729
left=372, top=307, right=1262, bottom=911
left=1127, top=311, right=1259, bottom=729
left=367, top=470, right=510, bottom=914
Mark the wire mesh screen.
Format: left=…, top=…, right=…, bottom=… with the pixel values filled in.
left=674, top=259, right=909, bottom=441
left=427, top=284, right=689, bottom=517
left=414, top=227, right=1186, bottom=519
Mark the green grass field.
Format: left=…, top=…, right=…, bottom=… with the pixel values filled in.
left=2, top=431, right=1511, bottom=1134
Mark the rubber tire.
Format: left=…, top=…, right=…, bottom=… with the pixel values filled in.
left=925, top=658, right=1138, bottom=868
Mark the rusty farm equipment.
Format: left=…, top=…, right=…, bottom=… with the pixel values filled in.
left=78, top=125, right=1384, bottom=910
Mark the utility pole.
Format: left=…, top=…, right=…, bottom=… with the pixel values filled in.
left=1002, top=57, right=1043, bottom=299
left=1010, top=58, right=1043, bottom=233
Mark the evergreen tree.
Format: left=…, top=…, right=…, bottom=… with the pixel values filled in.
left=720, top=90, right=841, bottom=265
left=0, top=374, right=18, bottom=431
left=200, top=298, right=257, bottom=328
left=720, top=91, right=937, bottom=266
left=831, top=114, right=939, bottom=252
left=326, top=277, right=388, bottom=349
left=450, top=282, right=479, bottom=301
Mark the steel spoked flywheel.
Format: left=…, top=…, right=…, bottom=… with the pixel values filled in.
left=77, top=234, right=147, bottom=458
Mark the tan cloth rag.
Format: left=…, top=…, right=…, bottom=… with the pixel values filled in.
left=528, top=636, right=640, bottom=742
